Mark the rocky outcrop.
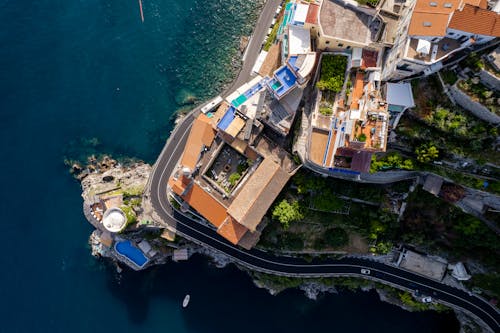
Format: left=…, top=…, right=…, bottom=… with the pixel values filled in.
left=80, top=161, right=151, bottom=203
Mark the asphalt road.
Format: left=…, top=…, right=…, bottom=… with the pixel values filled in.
left=146, top=2, right=500, bottom=331
left=148, top=118, right=500, bottom=331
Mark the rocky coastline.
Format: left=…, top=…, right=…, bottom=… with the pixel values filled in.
left=73, top=157, right=491, bottom=332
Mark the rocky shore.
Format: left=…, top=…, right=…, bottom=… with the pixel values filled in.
left=74, top=158, right=492, bottom=332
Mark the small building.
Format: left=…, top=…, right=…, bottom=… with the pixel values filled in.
left=173, top=248, right=189, bottom=261
left=102, top=207, right=127, bottom=233
left=397, top=249, right=448, bottom=281
left=385, top=82, right=415, bottom=113
left=423, top=175, right=444, bottom=197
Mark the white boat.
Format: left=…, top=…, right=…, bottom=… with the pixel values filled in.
left=182, top=294, right=190, bottom=308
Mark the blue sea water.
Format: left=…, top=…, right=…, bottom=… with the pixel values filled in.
left=0, top=0, right=459, bottom=332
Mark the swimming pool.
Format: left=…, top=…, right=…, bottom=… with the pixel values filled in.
left=115, top=240, right=148, bottom=268
left=217, top=106, right=236, bottom=130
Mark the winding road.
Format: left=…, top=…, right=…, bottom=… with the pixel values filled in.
left=146, top=1, right=499, bottom=330
left=147, top=109, right=500, bottom=332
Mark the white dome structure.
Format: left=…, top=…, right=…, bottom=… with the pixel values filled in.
left=102, top=207, right=127, bottom=233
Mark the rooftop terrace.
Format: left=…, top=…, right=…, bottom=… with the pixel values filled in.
left=406, top=37, right=461, bottom=63
left=320, top=0, right=373, bottom=44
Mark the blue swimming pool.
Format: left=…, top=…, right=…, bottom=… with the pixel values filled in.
left=268, top=65, right=297, bottom=97
left=217, top=106, right=236, bottom=130
left=115, top=240, right=148, bottom=268
left=288, top=55, right=299, bottom=71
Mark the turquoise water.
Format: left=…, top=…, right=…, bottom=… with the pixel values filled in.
left=0, top=0, right=459, bottom=332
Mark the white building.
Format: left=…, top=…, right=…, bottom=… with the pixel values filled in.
left=382, top=0, right=500, bottom=80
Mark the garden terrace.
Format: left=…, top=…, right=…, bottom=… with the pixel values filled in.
left=457, top=79, right=500, bottom=116
left=316, top=54, right=348, bottom=95
left=203, top=143, right=254, bottom=195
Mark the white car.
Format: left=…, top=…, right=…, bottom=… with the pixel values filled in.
left=361, top=269, right=371, bottom=275
left=421, top=296, right=433, bottom=303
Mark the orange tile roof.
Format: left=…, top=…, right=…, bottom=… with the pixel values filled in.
left=168, top=177, right=186, bottom=196
left=463, top=0, right=487, bottom=9
left=408, top=12, right=450, bottom=36
left=306, top=3, right=319, bottom=24
left=449, top=5, right=500, bottom=37
left=414, top=0, right=461, bottom=14
left=217, top=217, right=249, bottom=245
left=180, top=114, right=215, bottom=170
left=182, top=183, right=227, bottom=228
left=350, top=72, right=365, bottom=110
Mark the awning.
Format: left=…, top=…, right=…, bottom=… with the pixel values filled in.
left=416, top=39, right=431, bottom=55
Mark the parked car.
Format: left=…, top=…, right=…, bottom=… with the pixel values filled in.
left=422, top=296, right=433, bottom=303
left=361, top=269, right=371, bottom=275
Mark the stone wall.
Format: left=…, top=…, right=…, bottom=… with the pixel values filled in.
left=479, top=70, right=499, bottom=92
left=448, top=84, right=500, bottom=124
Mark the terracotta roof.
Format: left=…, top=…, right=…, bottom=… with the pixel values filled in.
left=463, top=0, right=487, bottom=9
left=351, top=150, right=373, bottom=173
left=414, top=0, right=461, bottom=14
left=309, top=128, right=329, bottom=165
left=227, top=158, right=290, bottom=232
left=306, top=3, right=319, bottom=24
left=408, top=12, right=450, bottom=36
left=258, top=43, right=281, bottom=77
left=350, top=72, right=365, bottom=110
left=182, top=183, right=228, bottom=228
left=180, top=114, right=215, bottom=169
left=362, top=49, right=378, bottom=68
left=217, top=216, right=249, bottom=245
left=449, top=5, right=500, bottom=37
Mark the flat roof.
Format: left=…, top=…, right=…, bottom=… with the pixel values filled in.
left=227, top=158, right=290, bottom=232
left=400, top=250, right=447, bottom=281
left=310, top=128, right=329, bottom=165
left=319, top=0, right=372, bottom=44
left=288, top=25, right=311, bottom=55
left=180, top=114, right=215, bottom=170
left=292, top=3, right=309, bottom=24
left=386, top=83, right=415, bottom=108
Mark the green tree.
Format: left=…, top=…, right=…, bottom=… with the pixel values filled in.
left=416, top=144, right=439, bottom=163
left=272, top=199, right=303, bottom=229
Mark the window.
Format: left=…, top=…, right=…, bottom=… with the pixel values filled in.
left=448, top=32, right=454, bottom=36
left=325, top=41, right=330, bottom=44
left=346, top=46, right=351, bottom=50
left=423, top=22, right=432, bottom=27
left=338, top=43, right=344, bottom=47
left=430, top=1, right=437, bottom=6
left=444, top=2, right=452, bottom=7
